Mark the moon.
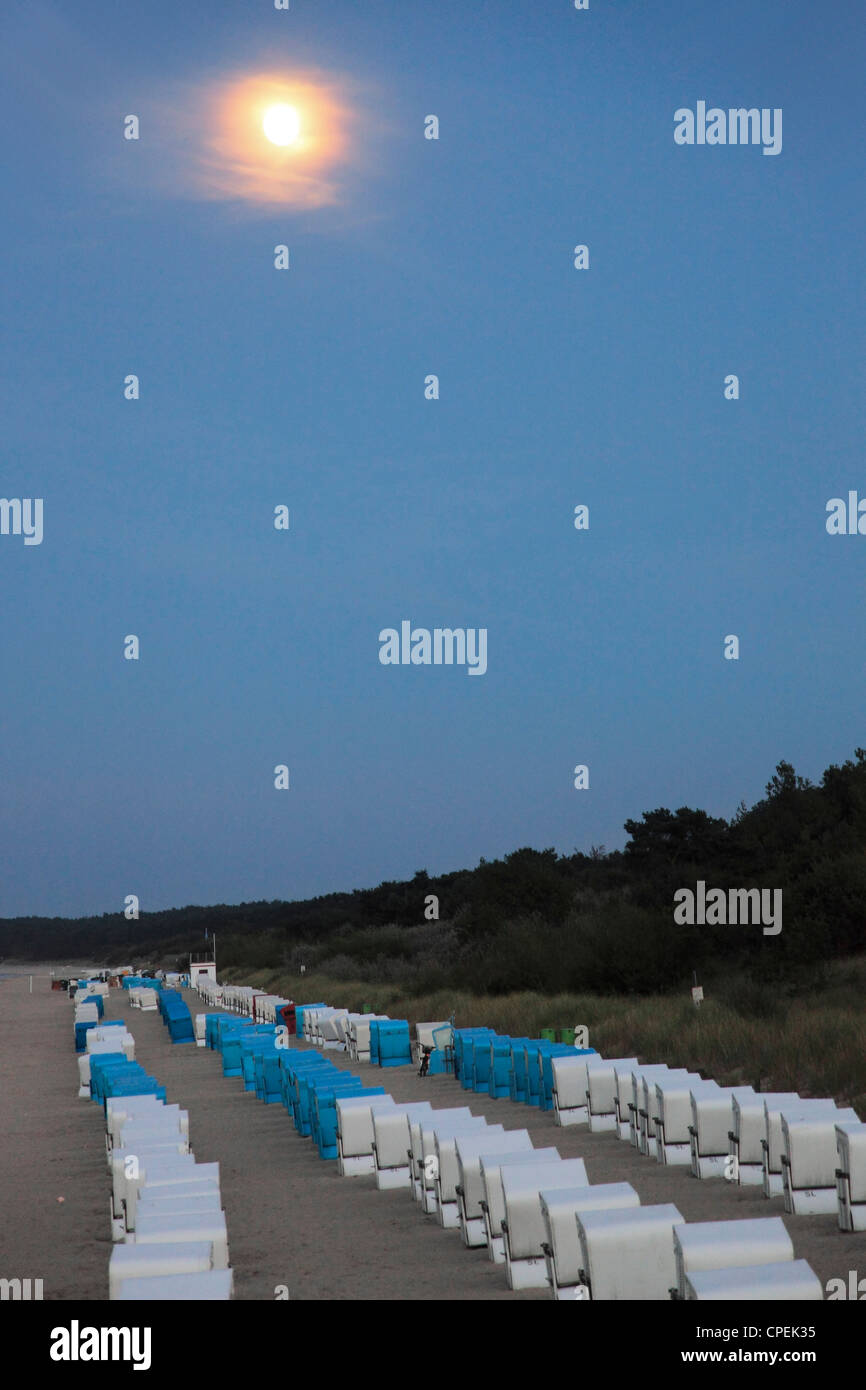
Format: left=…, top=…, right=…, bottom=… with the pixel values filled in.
left=263, top=103, right=301, bottom=146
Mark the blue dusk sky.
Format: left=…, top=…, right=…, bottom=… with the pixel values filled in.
left=1, top=0, right=864, bottom=918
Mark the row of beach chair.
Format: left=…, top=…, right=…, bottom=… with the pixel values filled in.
left=69, top=990, right=234, bottom=1299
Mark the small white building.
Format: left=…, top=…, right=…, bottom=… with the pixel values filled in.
left=189, top=960, right=217, bottom=988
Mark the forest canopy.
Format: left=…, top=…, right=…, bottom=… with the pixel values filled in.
left=4, top=751, right=865, bottom=996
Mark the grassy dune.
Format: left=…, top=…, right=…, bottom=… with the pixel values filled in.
left=221, top=957, right=866, bottom=1117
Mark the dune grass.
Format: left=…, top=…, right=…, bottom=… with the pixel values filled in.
left=221, top=959, right=866, bottom=1117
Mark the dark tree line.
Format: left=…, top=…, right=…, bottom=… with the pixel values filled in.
left=3, top=751, right=865, bottom=995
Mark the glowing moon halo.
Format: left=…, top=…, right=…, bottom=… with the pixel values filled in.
left=263, top=103, right=301, bottom=146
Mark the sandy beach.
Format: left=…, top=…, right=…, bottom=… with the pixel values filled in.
left=2, top=971, right=864, bottom=1301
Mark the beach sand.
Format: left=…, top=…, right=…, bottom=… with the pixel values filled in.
left=2, top=972, right=864, bottom=1300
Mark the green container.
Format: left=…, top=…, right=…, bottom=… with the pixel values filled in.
left=540, top=1027, right=557, bottom=1043
left=362, top=1002, right=372, bottom=1014
left=558, top=1028, right=574, bottom=1044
